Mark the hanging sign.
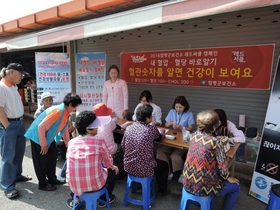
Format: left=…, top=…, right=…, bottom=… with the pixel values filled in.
left=121, top=44, right=274, bottom=90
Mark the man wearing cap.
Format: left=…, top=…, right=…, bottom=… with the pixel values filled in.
left=0, top=63, right=32, bottom=199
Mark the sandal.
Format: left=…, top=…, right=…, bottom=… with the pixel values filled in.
left=66, top=197, right=85, bottom=210
left=39, top=184, right=57, bottom=191
left=5, top=189, right=19, bottom=199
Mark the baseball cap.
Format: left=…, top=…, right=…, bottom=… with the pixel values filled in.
left=6, top=63, right=29, bottom=77
left=87, top=116, right=111, bottom=128
left=41, top=92, right=54, bottom=100
left=93, top=103, right=112, bottom=116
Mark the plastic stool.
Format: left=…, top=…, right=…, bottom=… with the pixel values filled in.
left=72, top=187, right=110, bottom=210
left=179, top=188, right=212, bottom=210
left=123, top=174, right=156, bottom=210
left=266, top=184, right=280, bottom=210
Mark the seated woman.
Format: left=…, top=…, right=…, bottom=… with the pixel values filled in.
left=156, top=96, right=194, bottom=182
left=122, top=104, right=170, bottom=198
left=182, top=110, right=240, bottom=210
left=132, top=90, right=162, bottom=126
left=214, top=109, right=245, bottom=143
left=66, top=111, right=119, bottom=208
left=93, top=103, right=125, bottom=179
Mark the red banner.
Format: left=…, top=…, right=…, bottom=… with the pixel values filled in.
left=120, top=44, right=274, bottom=89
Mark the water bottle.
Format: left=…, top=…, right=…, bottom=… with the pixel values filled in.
left=182, top=127, right=190, bottom=143
left=113, top=117, right=118, bottom=123
left=172, top=122, right=177, bottom=134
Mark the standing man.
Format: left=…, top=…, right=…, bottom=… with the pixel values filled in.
left=0, top=63, right=32, bottom=199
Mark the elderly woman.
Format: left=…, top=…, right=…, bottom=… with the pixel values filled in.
left=121, top=104, right=170, bottom=199
left=182, top=110, right=240, bottom=210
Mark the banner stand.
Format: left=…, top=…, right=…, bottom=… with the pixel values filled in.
left=249, top=56, right=280, bottom=203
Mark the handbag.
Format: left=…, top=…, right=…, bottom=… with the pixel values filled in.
left=216, top=126, right=231, bottom=153
left=220, top=136, right=230, bottom=153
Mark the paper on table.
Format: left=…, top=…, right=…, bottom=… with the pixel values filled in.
left=158, top=128, right=169, bottom=134
left=120, top=121, right=133, bottom=129
left=165, top=134, right=176, bottom=140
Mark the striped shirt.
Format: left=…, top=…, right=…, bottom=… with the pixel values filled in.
left=66, top=134, right=114, bottom=196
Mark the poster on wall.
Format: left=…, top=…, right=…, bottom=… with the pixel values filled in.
left=76, top=52, right=106, bottom=112
left=35, top=52, right=71, bottom=105
left=121, top=44, right=274, bottom=90
left=249, top=56, right=280, bottom=204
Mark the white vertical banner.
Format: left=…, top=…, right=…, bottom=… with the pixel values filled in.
left=249, top=56, right=280, bottom=203
left=35, top=52, right=71, bottom=105
left=76, top=52, right=106, bottom=112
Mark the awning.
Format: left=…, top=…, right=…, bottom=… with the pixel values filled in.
left=1, top=0, right=280, bottom=51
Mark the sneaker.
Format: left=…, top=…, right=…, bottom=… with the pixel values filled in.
left=99, top=194, right=116, bottom=208
left=66, top=197, right=85, bottom=210
left=178, top=174, right=184, bottom=183
left=4, top=189, right=19, bottom=199
left=38, top=184, right=57, bottom=191
left=168, top=173, right=173, bottom=181
left=50, top=179, right=65, bottom=185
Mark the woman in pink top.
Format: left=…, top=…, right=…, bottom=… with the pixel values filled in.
left=93, top=103, right=125, bottom=178
left=93, top=103, right=118, bottom=155
left=102, top=65, right=128, bottom=119
left=214, top=109, right=245, bottom=143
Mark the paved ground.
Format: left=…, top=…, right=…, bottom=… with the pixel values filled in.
left=0, top=115, right=268, bottom=210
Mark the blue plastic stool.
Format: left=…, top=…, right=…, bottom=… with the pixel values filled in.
left=179, top=188, right=212, bottom=210
left=266, top=184, right=280, bottom=210
left=72, top=186, right=110, bottom=210
left=123, top=174, right=156, bottom=210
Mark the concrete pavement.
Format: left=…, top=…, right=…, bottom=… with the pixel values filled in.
left=0, top=114, right=268, bottom=210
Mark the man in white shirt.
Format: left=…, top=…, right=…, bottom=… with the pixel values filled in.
left=0, top=63, right=32, bottom=199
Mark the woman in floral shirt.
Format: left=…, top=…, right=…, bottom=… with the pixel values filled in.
left=182, top=110, right=240, bottom=210
left=121, top=104, right=170, bottom=198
